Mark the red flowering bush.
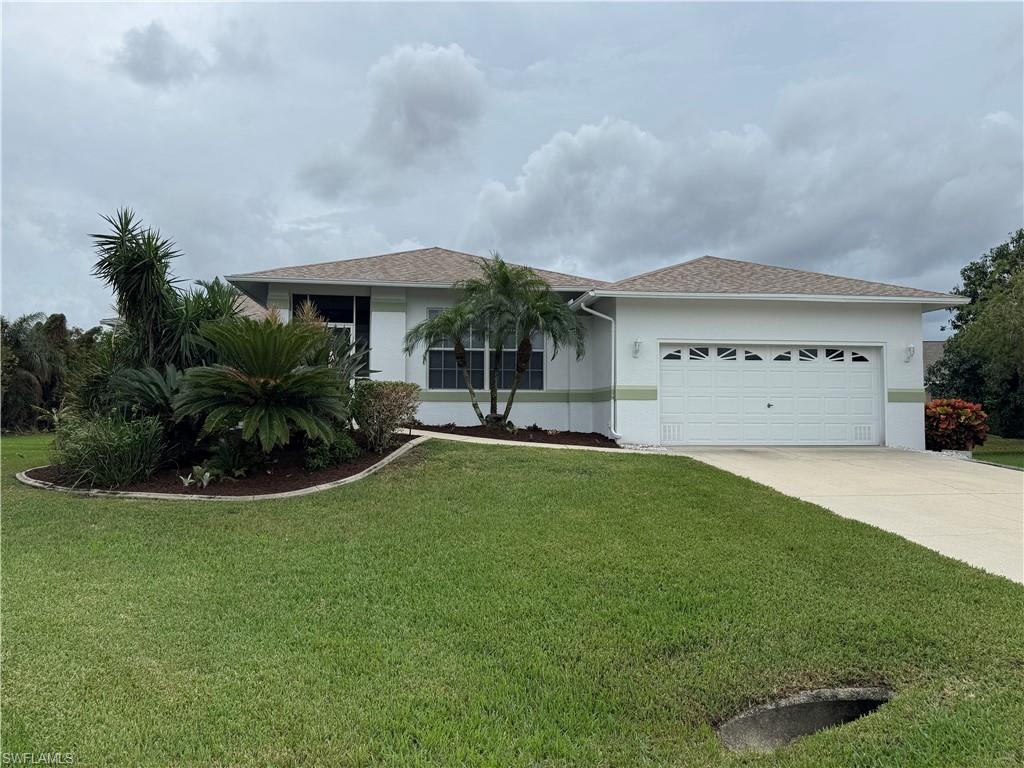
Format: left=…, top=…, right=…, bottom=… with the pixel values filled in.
left=925, top=399, right=989, bottom=451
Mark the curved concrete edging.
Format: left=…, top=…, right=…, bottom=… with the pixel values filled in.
left=14, top=435, right=433, bottom=502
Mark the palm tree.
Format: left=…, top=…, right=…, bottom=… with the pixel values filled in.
left=91, top=209, right=242, bottom=371
left=91, top=208, right=180, bottom=366
left=404, top=304, right=485, bottom=424
left=458, top=255, right=550, bottom=424
left=172, top=317, right=348, bottom=453
left=495, top=287, right=585, bottom=424
left=458, top=255, right=585, bottom=427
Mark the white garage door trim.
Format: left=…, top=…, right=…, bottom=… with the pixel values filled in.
left=658, top=342, right=884, bottom=446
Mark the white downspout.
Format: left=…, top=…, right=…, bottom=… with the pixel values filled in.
left=578, top=296, right=621, bottom=439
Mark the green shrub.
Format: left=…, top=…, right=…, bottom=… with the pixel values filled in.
left=173, top=317, right=348, bottom=453
left=50, top=414, right=164, bottom=488
left=303, top=430, right=361, bottom=472
left=206, top=434, right=258, bottom=479
left=925, top=399, right=989, bottom=450
left=351, top=380, right=420, bottom=453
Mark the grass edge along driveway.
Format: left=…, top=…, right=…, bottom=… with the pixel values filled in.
left=2, top=434, right=1022, bottom=767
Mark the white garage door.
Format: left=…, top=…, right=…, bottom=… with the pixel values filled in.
left=659, top=344, right=882, bottom=445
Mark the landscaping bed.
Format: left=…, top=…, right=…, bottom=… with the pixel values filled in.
left=24, top=433, right=417, bottom=497
left=416, top=423, right=619, bottom=448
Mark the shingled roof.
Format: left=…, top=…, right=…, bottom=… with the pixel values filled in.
left=229, top=247, right=606, bottom=291
left=603, top=256, right=958, bottom=299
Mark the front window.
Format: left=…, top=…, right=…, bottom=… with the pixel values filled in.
left=426, top=308, right=485, bottom=390
left=425, top=310, right=544, bottom=390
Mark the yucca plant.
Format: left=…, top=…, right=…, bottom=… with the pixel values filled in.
left=173, top=318, right=348, bottom=453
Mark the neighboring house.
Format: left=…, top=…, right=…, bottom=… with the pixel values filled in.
left=227, top=248, right=966, bottom=449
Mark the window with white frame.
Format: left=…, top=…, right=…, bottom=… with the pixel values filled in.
left=424, top=310, right=545, bottom=390
left=426, top=308, right=485, bottom=390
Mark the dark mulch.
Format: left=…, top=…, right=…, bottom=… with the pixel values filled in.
left=416, top=423, right=619, bottom=449
left=25, top=433, right=418, bottom=497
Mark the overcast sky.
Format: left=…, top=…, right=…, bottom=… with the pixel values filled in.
left=2, top=2, right=1021, bottom=338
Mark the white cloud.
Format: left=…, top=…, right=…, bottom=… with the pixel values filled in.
left=298, top=43, right=486, bottom=200
left=464, top=78, right=1023, bottom=290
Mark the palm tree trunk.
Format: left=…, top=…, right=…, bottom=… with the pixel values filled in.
left=487, top=343, right=501, bottom=424
left=454, top=341, right=485, bottom=425
left=501, top=338, right=533, bottom=423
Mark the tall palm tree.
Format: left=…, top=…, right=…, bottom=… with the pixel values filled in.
left=458, top=255, right=549, bottom=424
left=404, top=303, right=485, bottom=424
left=91, top=209, right=242, bottom=371
left=496, top=288, right=585, bottom=424
left=91, top=208, right=180, bottom=366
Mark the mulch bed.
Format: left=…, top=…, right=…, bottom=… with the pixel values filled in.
left=24, top=433, right=418, bottom=497
left=416, top=423, right=619, bottom=449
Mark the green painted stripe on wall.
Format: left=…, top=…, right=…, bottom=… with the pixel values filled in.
left=616, top=386, right=658, bottom=401
left=369, top=299, right=407, bottom=313
left=888, top=388, right=927, bottom=403
left=419, top=388, right=613, bottom=404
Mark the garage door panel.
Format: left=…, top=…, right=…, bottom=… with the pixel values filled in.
left=686, top=370, right=714, bottom=388
left=797, top=397, right=821, bottom=415
left=686, top=395, right=713, bottom=414
left=769, top=370, right=795, bottom=388
left=660, top=344, right=881, bottom=446
left=716, top=396, right=740, bottom=414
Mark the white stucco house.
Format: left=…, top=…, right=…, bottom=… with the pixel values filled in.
left=227, top=247, right=966, bottom=449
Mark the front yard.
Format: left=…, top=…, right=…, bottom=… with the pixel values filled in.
left=2, top=434, right=1022, bottom=766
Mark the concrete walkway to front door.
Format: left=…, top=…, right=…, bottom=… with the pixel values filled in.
left=668, top=446, right=1024, bottom=584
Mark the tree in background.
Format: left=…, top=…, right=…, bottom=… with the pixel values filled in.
left=929, top=229, right=1024, bottom=437
left=1, top=312, right=102, bottom=430
left=949, top=229, right=1024, bottom=331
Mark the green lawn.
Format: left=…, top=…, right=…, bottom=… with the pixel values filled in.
left=2, top=434, right=1022, bottom=767
left=974, top=435, right=1024, bottom=469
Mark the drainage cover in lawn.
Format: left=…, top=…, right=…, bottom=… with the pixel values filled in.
left=718, top=687, right=893, bottom=752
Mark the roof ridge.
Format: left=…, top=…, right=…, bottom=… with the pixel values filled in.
left=695, top=255, right=955, bottom=297
left=229, top=245, right=608, bottom=287
left=607, top=254, right=955, bottom=298
left=605, top=255, right=713, bottom=288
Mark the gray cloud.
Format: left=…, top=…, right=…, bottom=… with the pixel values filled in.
left=464, top=77, right=1023, bottom=295
left=111, top=21, right=209, bottom=88
left=3, top=2, right=1021, bottom=342
left=363, top=43, right=486, bottom=163
left=298, top=43, right=486, bottom=200
left=111, top=18, right=273, bottom=88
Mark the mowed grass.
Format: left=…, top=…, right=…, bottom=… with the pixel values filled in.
left=2, top=434, right=1023, bottom=767
left=974, top=435, right=1024, bottom=469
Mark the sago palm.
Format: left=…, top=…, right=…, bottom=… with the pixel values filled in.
left=173, top=318, right=348, bottom=453
left=404, top=303, right=485, bottom=424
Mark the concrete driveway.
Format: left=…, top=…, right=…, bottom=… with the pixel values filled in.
left=669, top=446, right=1023, bottom=583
